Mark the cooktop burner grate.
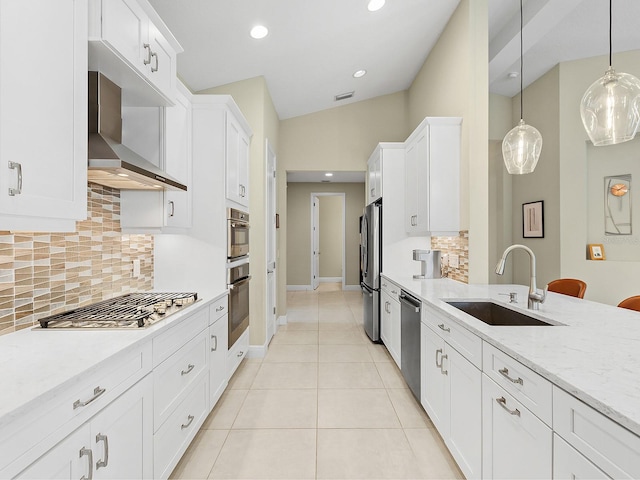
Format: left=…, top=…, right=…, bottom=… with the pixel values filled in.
left=38, top=292, right=198, bottom=329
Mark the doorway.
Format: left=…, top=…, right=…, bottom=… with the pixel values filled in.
left=266, top=139, right=277, bottom=344
left=310, top=193, right=346, bottom=290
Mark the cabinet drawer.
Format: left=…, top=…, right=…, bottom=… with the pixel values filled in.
left=154, top=377, right=209, bottom=480
left=228, top=327, right=249, bottom=379
left=554, top=434, right=611, bottom=479
left=553, top=386, right=640, bottom=479
left=381, top=278, right=400, bottom=298
left=483, top=342, right=552, bottom=425
left=423, top=303, right=482, bottom=369
left=210, top=295, right=228, bottom=324
left=153, top=329, right=208, bottom=431
left=153, top=304, right=208, bottom=366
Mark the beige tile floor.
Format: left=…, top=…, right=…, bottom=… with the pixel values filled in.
left=170, top=283, right=464, bottom=480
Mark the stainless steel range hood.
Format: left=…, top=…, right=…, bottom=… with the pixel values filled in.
left=88, top=72, right=187, bottom=191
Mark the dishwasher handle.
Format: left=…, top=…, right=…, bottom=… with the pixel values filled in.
left=399, top=291, right=421, bottom=313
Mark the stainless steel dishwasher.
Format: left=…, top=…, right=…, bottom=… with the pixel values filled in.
left=399, top=290, right=421, bottom=400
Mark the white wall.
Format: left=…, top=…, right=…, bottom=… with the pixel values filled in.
left=318, top=195, right=343, bottom=278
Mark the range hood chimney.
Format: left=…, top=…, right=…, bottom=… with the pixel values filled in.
left=87, top=72, right=187, bottom=191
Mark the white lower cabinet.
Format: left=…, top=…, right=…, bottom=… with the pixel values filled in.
left=420, top=322, right=482, bottom=479
left=18, top=374, right=153, bottom=480
left=210, top=311, right=229, bottom=410
left=380, top=287, right=401, bottom=367
left=554, top=434, right=611, bottom=479
left=482, top=374, right=552, bottom=479
left=228, top=327, right=250, bottom=379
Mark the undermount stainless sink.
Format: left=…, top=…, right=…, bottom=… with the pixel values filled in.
left=446, top=301, right=556, bottom=326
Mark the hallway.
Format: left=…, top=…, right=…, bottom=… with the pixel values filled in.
left=170, top=283, right=463, bottom=479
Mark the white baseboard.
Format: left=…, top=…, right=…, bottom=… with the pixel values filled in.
left=287, top=285, right=311, bottom=291
left=277, top=315, right=287, bottom=325
left=248, top=342, right=267, bottom=358
left=343, top=285, right=362, bottom=291
left=320, top=277, right=342, bottom=283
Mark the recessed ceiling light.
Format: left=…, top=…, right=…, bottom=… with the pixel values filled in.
left=250, top=25, right=269, bottom=39
left=367, top=0, right=385, bottom=12
left=117, top=173, right=129, bottom=177
left=353, top=69, right=367, bottom=78
left=325, top=173, right=334, bottom=177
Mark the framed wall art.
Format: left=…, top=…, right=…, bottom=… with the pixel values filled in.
left=588, top=243, right=606, bottom=260
left=523, top=201, right=544, bottom=238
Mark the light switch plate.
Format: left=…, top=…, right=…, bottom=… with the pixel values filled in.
left=449, top=254, right=459, bottom=268
left=132, top=259, right=141, bottom=277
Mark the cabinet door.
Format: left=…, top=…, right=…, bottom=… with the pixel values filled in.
left=147, top=22, right=176, bottom=100
left=101, top=0, right=148, bottom=71
left=164, top=88, right=192, bottom=228
left=0, top=0, right=87, bottom=226
left=447, top=347, right=482, bottom=480
left=367, top=150, right=381, bottom=204
left=380, top=291, right=393, bottom=349
left=420, top=323, right=447, bottom=434
left=91, top=375, right=153, bottom=480
left=414, top=129, right=430, bottom=232
left=482, top=374, right=552, bottom=479
left=17, top=425, right=89, bottom=480
left=428, top=122, right=460, bottom=234
left=388, top=297, right=401, bottom=368
left=210, top=315, right=229, bottom=409
left=225, top=112, right=250, bottom=207
left=404, top=138, right=418, bottom=231
left=554, top=434, right=611, bottom=480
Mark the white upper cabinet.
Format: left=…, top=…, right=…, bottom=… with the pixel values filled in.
left=120, top=83, right=193, bottom=232
left=366, top=147, right=382, bottom=204
left=404, top=117, right=461, bottom=236
left=88, top=0, right=182, bottom=106
left=0, top=0, right=87, bottom=232
left=225, top=112, right=251, bottom=208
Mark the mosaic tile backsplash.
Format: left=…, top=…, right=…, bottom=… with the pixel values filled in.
left=432, top=230, right=469, bottom=283
left=0, top=184, right=154, bottom=336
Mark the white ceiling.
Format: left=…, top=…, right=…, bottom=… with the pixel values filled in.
left=147, top=0, right=460, bottom=119
left=147, top=0, right=640, bottom=120
left=489, top=0, right=640, bottom=97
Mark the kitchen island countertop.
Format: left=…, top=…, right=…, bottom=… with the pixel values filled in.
left=383, top=273, right=640, bottom=437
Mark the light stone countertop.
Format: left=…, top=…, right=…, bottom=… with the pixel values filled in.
left=0, top=290, right=227, bottom=431
left=382, top=273, right=640, bottom=437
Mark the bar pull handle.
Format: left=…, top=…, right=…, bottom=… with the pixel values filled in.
left=95, top=433, right=109, bottom=469
left=211, top=335, right=218, bottom=352
left=435, top=348, right=443, bottom=368
left=237, top=350, right=244, bottom=358
left=496, top=396, right=521, bottom=416
left=168, top=200, right=175, bottom=217
left=8, top=161, right=22, bottom=196
left=80, top=447, right=93, bottom=480
left=143, top=44, right=152, bottom=65
left=181, top=414, right=195, bottom=429
left=440, top=354, right=448, bottom=375
left=73, top=386, right=106, bottom=409
left=499, top=367, right=524, bottom=385
left=181, top=364, right=195, bottom=376
left=438, top=323, right=450, bottom=333
left=151, top=52, right=158, bottom=72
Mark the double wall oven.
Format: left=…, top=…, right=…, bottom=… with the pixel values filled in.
left=227, top=208, right=250, bottom=348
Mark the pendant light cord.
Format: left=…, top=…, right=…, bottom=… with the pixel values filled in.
left=520, top=0, right=523, bottom=121
left=609, top=0, right=612, bottom=67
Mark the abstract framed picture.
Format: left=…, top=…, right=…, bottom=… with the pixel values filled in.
left=523, top=201, right=544, bottom=238
left=588, top=243, right=606, bottom=260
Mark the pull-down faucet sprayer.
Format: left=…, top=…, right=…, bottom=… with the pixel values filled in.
left=495, top=244, right=547, bottom=310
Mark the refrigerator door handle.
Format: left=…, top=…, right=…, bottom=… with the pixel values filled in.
left=361, top=284, right=373, bottom=297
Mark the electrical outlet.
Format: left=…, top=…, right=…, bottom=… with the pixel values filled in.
left=449, top=254, right=459, bottom=268
left=132, top=259, right=141, bottom=278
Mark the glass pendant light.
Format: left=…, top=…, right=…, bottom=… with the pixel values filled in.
left=502, top=0, right=542, bottom=175
left=580, top=0, right=640, bottom=146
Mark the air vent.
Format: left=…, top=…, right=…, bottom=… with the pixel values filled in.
left=334, top=91, right=354, bottom=101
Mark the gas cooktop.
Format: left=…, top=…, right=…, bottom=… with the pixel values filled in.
left=37, top=292, right=198, bottom=329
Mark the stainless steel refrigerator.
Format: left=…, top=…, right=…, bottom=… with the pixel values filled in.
left=360, top=201, right=381, bottom=342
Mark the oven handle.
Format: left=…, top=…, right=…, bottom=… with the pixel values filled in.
left=230, top=221, right=250, bottom=229
left=229, top=276, right=252, bottom=290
